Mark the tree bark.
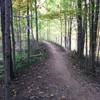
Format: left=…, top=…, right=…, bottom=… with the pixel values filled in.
left=4, top=0, right=12, bottom=99
left=1, top=0, right=14, bottom=81
left=27, top=0, right=30, bottom=64
left=69, top=17, right=72, bottom=51
left=97, top=30, right=100, bottom=63
left=35, top=0, right=39, bottom=41
left=77, top=0, right=83, bottom=57
left=89, top=0, right=95, bottom=70
left=10, top=0, right=16, bottom=75
left=1, top=0, right=5, bottom=63
left=89, top=0, right=99, bottom=74
left=60, top=17, right=63, bottom=46
left=84, top=0, right=88, bottom=56
left=30, top=0, right=35, bottom=41
left=64, top=12, right=67, bottom=48
left=18, top=11, right=22, bottom=51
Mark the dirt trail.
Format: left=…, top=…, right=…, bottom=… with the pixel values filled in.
left=12, top=42, right=100, bottom=100
left=44, top=42, right=100, bottom=100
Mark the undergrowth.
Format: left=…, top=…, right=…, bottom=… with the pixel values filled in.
left=16, top=43, right=48, bottom=72
left=0, top=43, right=48, bottom=80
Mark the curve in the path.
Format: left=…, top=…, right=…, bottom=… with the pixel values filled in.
left=44, top=41, right=100, bottom=100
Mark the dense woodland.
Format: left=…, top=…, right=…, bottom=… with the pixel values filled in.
left=0, top=0, right=100, bottom=100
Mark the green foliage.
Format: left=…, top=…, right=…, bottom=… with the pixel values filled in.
left=0, top=65, right=4, bottom=80
left=16, top=45, right=48, bottom=72
left=15, top=53, right=28, bottom=71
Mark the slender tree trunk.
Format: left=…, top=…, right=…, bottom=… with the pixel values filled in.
left=10, top=0, right=16, bottom=74
left=60, top=17, right=63, bottom=46
left=16, top=13, right=20, bottom=49
left=84, top=0, right=88, bottom=56
left=97, top=30, right=100, bottom=63
left=30, top=0, right=35, bottom=41
left=27, top=0, right=30, bottom=64
left=35, top=0, right=39, bottom=41
left=89, top=0, right=95, bottom=71
left=77, top=0, right=83, bottom=57
left=18, top=11, right=22, bottom=51
left=39, top=20, right=41, bottom=39
left=47, top=20, right=49, bottom=40
left=69, top=17, right=72, bottom=51
left=93, top=0, right=100, bottom=57
left=30, top=1, right=36, bottom=49
left=4, top=0, right=12, bottom=99
left=47, top=20, right=50, bottom=41
left=1, top=0, right=5, bottom=63
left=64, top=12, right=67, bottom=48
left=48, top=20, right=50, bottom=41
left=7, top=0, right=14, bottom=80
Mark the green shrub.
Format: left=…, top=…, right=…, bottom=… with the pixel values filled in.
left=15, top=46, right=48, bottom=72
left=16, top=53, right=28, bottom=71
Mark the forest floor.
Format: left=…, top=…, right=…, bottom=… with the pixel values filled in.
left=1, top=42, right=100, bottom=100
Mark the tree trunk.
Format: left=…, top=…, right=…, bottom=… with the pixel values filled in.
left=27, top=0, right=30, bottom=64
left=4, top=0, right=12, bottom=99
left=64, top=12, right=67, bottom=48
left=69, top=17, right=72, bottom=51
left=35, top=0, right=39, bottom=41
left=84, top=0, right=88, bottom=56
left=30, top=0, right=35, bottom=41
left=1, top=0, right=5, bottom=63
left=10, top=0, right=16, bottom=74
left=47, top=20, right=49, bottom=40
left=1, top=0, right=14, bottom=81
left=89, top=0, right=99, bottom=74
left=89, top=0, right=95, bottom=71
left=97, top=31, right=100, bottom=64
left=77, top=0, right=83, bottom=57
left=93, top=0, right=100, bottom=58
left=60, top=17, right=63, bottom=46
left=18, top=11, right=22, bottom=51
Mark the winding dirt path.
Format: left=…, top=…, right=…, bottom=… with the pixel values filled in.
left=44, top=42, right=100, bottom=100
left=12, top=42, right=100, bottom=100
